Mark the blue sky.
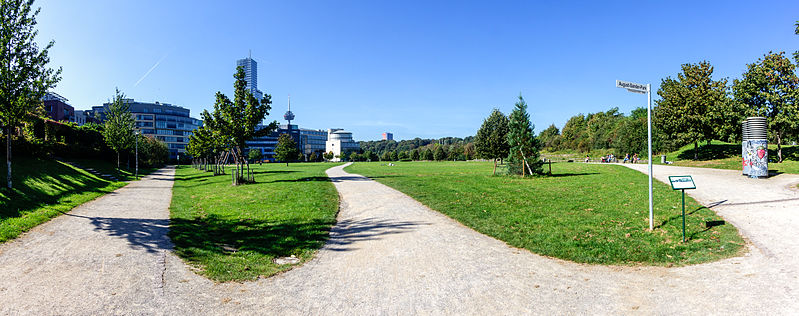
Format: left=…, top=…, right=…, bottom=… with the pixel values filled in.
left=36, top=1, right=798, bottom=141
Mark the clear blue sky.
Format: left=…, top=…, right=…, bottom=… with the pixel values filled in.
left=36, top=0, right=798, bottom=141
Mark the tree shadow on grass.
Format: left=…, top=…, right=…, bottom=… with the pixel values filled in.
left=676, top=143, right=740, bottom=160
left=547, top=172, right=600, bottom=178
left=265, top=176, right=331, bottom=183
left=167, top=214, right=428, bottom=261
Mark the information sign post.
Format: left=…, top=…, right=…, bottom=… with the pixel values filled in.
left=669, top=175, right=696, bottom=242
left=617, top=80, right=654, bottom=230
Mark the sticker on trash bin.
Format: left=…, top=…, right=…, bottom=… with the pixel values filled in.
left=669, top=175, right=696, bottom=190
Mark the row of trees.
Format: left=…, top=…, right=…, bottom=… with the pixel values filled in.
left=474, top=95, right=543, bottom=176
left=345, top=142, right=476, bottom=162
left=186, top=66, right=276, bottom=185
left=537, top=52, right=799, bottom=163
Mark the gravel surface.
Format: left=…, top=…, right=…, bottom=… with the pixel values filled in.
left=1, top=163, right=797, bottom=315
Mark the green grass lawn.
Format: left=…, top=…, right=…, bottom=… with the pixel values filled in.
left=169, top=162, right=342, bottom=282
left=345, top=161, right=744, bottom=266
left=0, top=158, right=127, bottom=243
left=662, top=141, right=799, bottom=174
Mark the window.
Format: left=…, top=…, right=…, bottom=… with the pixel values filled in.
left=156, top=122, right=166, bottom=128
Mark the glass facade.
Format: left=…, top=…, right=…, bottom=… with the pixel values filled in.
left=89, top=100, right=202, bottom=160
left=245, top=125, right=329, bottom=161
left=236, top=57, right=263, bottom=100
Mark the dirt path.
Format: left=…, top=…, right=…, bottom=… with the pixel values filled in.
left=1, top=163, right=797, bottom=314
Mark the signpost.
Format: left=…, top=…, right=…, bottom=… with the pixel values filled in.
left=669, top=175, right=696, bottom=242
left=617, top=80, right=654, bottom=231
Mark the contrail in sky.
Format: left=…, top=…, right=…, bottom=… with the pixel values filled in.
left=134, top=53, right=169, bottom=87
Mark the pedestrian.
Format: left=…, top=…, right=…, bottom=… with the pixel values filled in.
left=585, top=155, right=590, bottom=163
left=624, top=153, right=629, bottom=163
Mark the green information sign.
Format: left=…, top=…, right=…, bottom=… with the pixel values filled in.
left=668, top=175, right=696, bottom=242
left=669, top=175, right=696, bottom=190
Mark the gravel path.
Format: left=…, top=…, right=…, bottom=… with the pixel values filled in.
left=1, top=163, right=797, bottom=315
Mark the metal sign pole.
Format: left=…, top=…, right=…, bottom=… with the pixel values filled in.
left=647, top=84, right=653, bottom=231
left=681, top=188, right=686, bottom=242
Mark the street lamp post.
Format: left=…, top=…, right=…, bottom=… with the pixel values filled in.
left=135, top=130, right=139, bottom=180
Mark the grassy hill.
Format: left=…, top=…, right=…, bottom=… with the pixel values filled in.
left=0, top=158, right=129, bottom=242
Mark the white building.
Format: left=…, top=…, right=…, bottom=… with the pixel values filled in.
left=325, top=128, right=360, bottom=161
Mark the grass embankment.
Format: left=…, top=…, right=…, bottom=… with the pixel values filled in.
left=0, top=158, right=127, bottom=242
left=345, top=161, right=744, bottom=266
left=69, top=158, right=160, bottom=181
left=169, top=162, right=342, bottom=282
left=663, top=141, right=799, bottom=174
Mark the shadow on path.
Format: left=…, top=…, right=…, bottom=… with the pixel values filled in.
left=326, top=217, right=429, bottom=252
left=64, top=213, right=172, bottom=253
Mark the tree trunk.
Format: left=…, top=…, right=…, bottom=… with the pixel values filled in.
left=777, top=132, right=783, bottom=163
left=6, top=130, right=12, bottom=189
left=492, top=158, right=497, bottom=175
left=117, top=151, right=120, bottom=169
left=693, top=141, right=698, bottom=160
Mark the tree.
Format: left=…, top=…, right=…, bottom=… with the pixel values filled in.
left=410, top=149, right=420, bottom=161
left=103, top=89, right=135, bottom=169
left=202, top=66, right=276, bottom=184
left=274, top=134, right=299, bottom=166
left=422, top=148, right=433, bottom=160
left=448, top=143, right=463, bottom=160
left=0, top=0, right=62, bottom=189
left=380, top=151, right=391, bottom=161
left=433, top=145, right=446, bottom=161
left=309, top=151, right=319, bottom=162
left=537, top=124, right=561, bottom=151
left=654, top=61, right=731, bottom=159
left=349, top=151, right=360, bottom=162
left=474, top=109, right=509, bottom=175
left=248, top=148, right=262, bottom=163
left=389, top=150, right=399, bottom=161
left=398, top=151, right=410, bottom=161
left=463, top=142, right=476, bottom=160
left=733, top=52, right=799, bottom=163
left=506, top=95, right=542, bottom=176
left=324, top=151, right=335, bottom=161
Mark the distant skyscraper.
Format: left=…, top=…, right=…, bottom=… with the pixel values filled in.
left=382, top=132, right=393, bottom=141
left=236, top=54, right=263, bottom=100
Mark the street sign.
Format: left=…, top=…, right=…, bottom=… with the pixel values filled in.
left=669, top=175, right=696, bottom=190
left=616, top=80, right=648, bottom=94
left=616, top=79, right=653, bottom=231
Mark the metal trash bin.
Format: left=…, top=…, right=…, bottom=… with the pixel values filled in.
left=742, top=117, right=768, bottom=178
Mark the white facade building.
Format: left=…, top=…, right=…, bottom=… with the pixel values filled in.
left=325, top=128, right=360, bottom=161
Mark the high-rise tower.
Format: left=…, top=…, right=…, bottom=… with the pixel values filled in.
left=236, top=53, right=263, bottom=100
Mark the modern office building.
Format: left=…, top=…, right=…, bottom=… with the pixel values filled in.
left=382, top=132, right=393, bottom=141
left=300, top=128, right=328, bottom=156
left=236, top=55, right=263, bottom=100
left=88, top=99, right=202, bottom=160
left=326, top=128, right=360, bottom=162
left=42, top=92, right=75, bottom=123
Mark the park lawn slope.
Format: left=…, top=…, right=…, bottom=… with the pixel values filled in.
left=663, top=141, right=799, bottom=174
left=169, top=162, right=342, bottom=282
left=0, top=158, right=127, bottom=242
left=345, top=161, right=744, bottom=266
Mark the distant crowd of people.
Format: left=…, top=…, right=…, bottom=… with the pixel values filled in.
left=584, top=153, right=639, bottom=163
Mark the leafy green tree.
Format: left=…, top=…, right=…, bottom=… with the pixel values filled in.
left=248, top=148, right=262, bottom=163
left=560, top=114, right=588, bottom=152
left=448, top=143, right=463, bottom=160
left=324, top=151, right=335, bottom=161
left=506, top=95, right=542, bottom=176
left=433, top=145, right=446, bottom=161
left=537, top=124, right=561, bottom=151
left=654, top=61, right=731, bottom=159
left=422, top=148, right=433, bottom=160
left=463, top=142, right=476, bottom=160
left=309, top=151, right=319, bottom=162
left=615, top=108, right=649, bottom=156
left=733, top=52, right=799, bottom=162
left=389, top=150, right=398, bottom=161
left=103, top=89, right=135, bottom=169
left=475, top=109, right=509, bottom=175
left=0, top=0, right=61, bottom=189
left=274, top=133, right=299, bottom=166
left=380, top=151, right=391, bottom=161
left=349, top=151, right=360, bottom=162
left=202, top=66, right=276, bottom=184
left=398, top=151, right=410, bottom=161
left=410, top=149, right=420, bottom=161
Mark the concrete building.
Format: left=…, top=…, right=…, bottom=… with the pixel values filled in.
left=42, top=92, right=74, bottom=123
left=382, top=132, right=393, bottom=141
left=326, top=129, right=360, bottom=162
left=300, top=128, right=328, bottom=156
left=88, top=99, right=202, bottom=160
left=236, top=55, right=263, bottom=100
